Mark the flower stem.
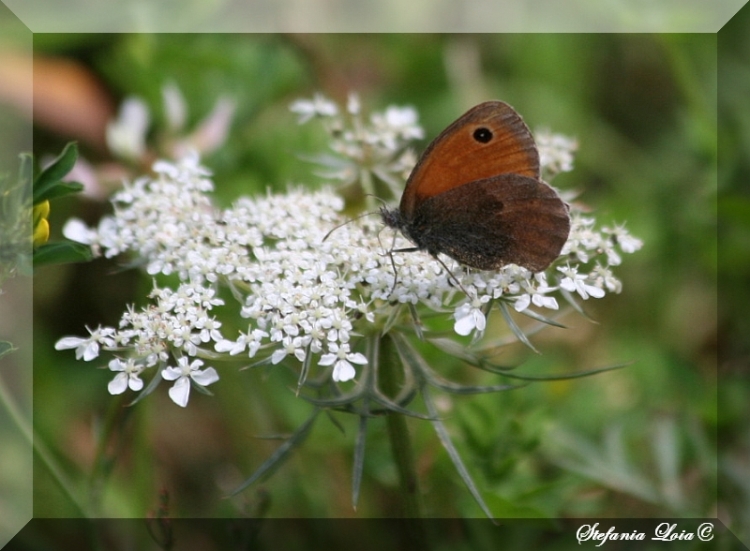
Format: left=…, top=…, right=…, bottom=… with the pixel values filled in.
left=379, top=334, right=430, bottom=548
left=0, top=372, right=92, bottom=518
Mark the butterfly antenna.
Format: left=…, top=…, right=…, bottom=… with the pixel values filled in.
left=322, top=210, right=379, bottom=242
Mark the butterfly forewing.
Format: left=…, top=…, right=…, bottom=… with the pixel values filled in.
left=400, top=101, right=540, bottom=218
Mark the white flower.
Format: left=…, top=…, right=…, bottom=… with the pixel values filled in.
left=55, top=336, right=99, bottom=361
left=270, top=336, right=307, bottom=365
left=162, top=82, right=187, bottom=132
left=318, top=343, right=367, bottom=382
left=558, top=265, right=606, bottom=300
left=536, top=129, right=578, bottom=176
left=347, top=93, right=361, bottom=115
left=106, top=97, right=150, bottom=161
left=290, top=93, right=339, bottom=124
left=55, top=326, right=116, bottom=361
left=453, top=295, right=490, bottom=336
left=514, top=276, right=559, bottom=312
left=107, top=358, right=144, bottom=394
left=606, top=224, right=644, bottom=254
left=215, top=328, right=269, bottom=357
left=162, top=357, right=219, bottom=407
left=591, top=265, right=623, bottom=293
left=62, top=218, right=96, bottom=245
left=370, top=106, right=424, bottom=149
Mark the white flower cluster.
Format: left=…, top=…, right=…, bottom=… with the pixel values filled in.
left=536, top=128, right=579, bottom=178
left=290, top=93, right=423, bottom=199
left=55, top=98, right=642, bottom=408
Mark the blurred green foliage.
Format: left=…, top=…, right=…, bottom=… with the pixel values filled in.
left=28, top=29, right=729, bottom=538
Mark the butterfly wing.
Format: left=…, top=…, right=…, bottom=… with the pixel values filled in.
left=408, top=174, right=570, bottom=271
left=400, top=101, right=540, bottom=219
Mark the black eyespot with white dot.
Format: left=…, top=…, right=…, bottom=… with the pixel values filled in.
left=472, top=127, right=493, bottom=143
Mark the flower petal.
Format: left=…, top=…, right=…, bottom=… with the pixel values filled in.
left=332, top=360, right=355, bottom=382
left=454, top=314, right=475, bottom=336
left=55, top=336, right=85, bottom=350
left=108, top=373, right=129, bottom=395
left=161, top=366, right=182, bottom=381
left=192, top=367, right=219, bottom=386
left=128, top=375, right=144, bottom=392
left=168, top=377, right=191, bottom=407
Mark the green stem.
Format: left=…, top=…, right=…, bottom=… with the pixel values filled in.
left=379, top=334, right=430, bottom=549
left=0, top=372, right=92, bottom=518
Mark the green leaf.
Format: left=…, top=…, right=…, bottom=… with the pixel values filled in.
left=370, top=389, right=431, bottom=419
left=33, top=241, right=93, bottom=267
left=497, top=300, right=539, bottom=353
left=33, top=142, right=79, bottom=204
left=517, top=306, right=567, bottom=328
left=37, top=181, right=84, bottom=202
left=0, top=341, right=16, bottom=359
left=558, top=287, right=596, bottom=321
left=422, top=366, right=526, bottom=395
left=230, top=409, right=320, bottom=496
left=484, top=361, right=633, bottom=381
left=422, top=385, right=495, bottom=521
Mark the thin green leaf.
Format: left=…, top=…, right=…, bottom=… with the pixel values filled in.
left=426, top=338, right=521, bottom=375
left=296, top=346, right=314, bottom=392
left=299, top=386, right=365, bottom=408
left=230, top=409, right=320, bottom=496
left=497, top=300, right=539, bottom=353
left=421, top=366, right=526, bottom=394
left=559, top=287, right=597, bottom=321
left=33, top=142, right=79, bottom=204
left=407, top=302, right=424, bottom=340
left=33, top=241, right=93, bottom=266
left=380, top=302, right=404, bottom=336
left=352, top=411, right=368, bottom=509
left=190, top=380, right=215, bottom=397
left=370, top=389, right=433, bottom=420
left=472, top=311, right=567, bottom=353
left=490, top=361, right=633, bottom=381
left=239, top=356, right=274, bottom=370
left=324, top=409, right=347, bottom=435
left=652, top=415, right=685, bottom=511
left=387, top=332, right=426, bottom=381
left=517, top=306, right=567, bottom=328
left=128, top=368, right=165, bottom=406
left=422, top=385, right=495, bottom=521
left=426, top=337, right=487, bottom=365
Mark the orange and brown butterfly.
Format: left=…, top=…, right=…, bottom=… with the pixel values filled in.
left=380, top=101, right=570, bottom=272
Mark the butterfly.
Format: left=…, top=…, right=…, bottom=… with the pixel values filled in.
left=380, top=101, right=570, bottom=272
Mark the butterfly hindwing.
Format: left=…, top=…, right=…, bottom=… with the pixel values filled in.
left=408, top=174, right=569, bottom=271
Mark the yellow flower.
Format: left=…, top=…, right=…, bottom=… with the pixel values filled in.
left=33, top=200, right=50, bottom=247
